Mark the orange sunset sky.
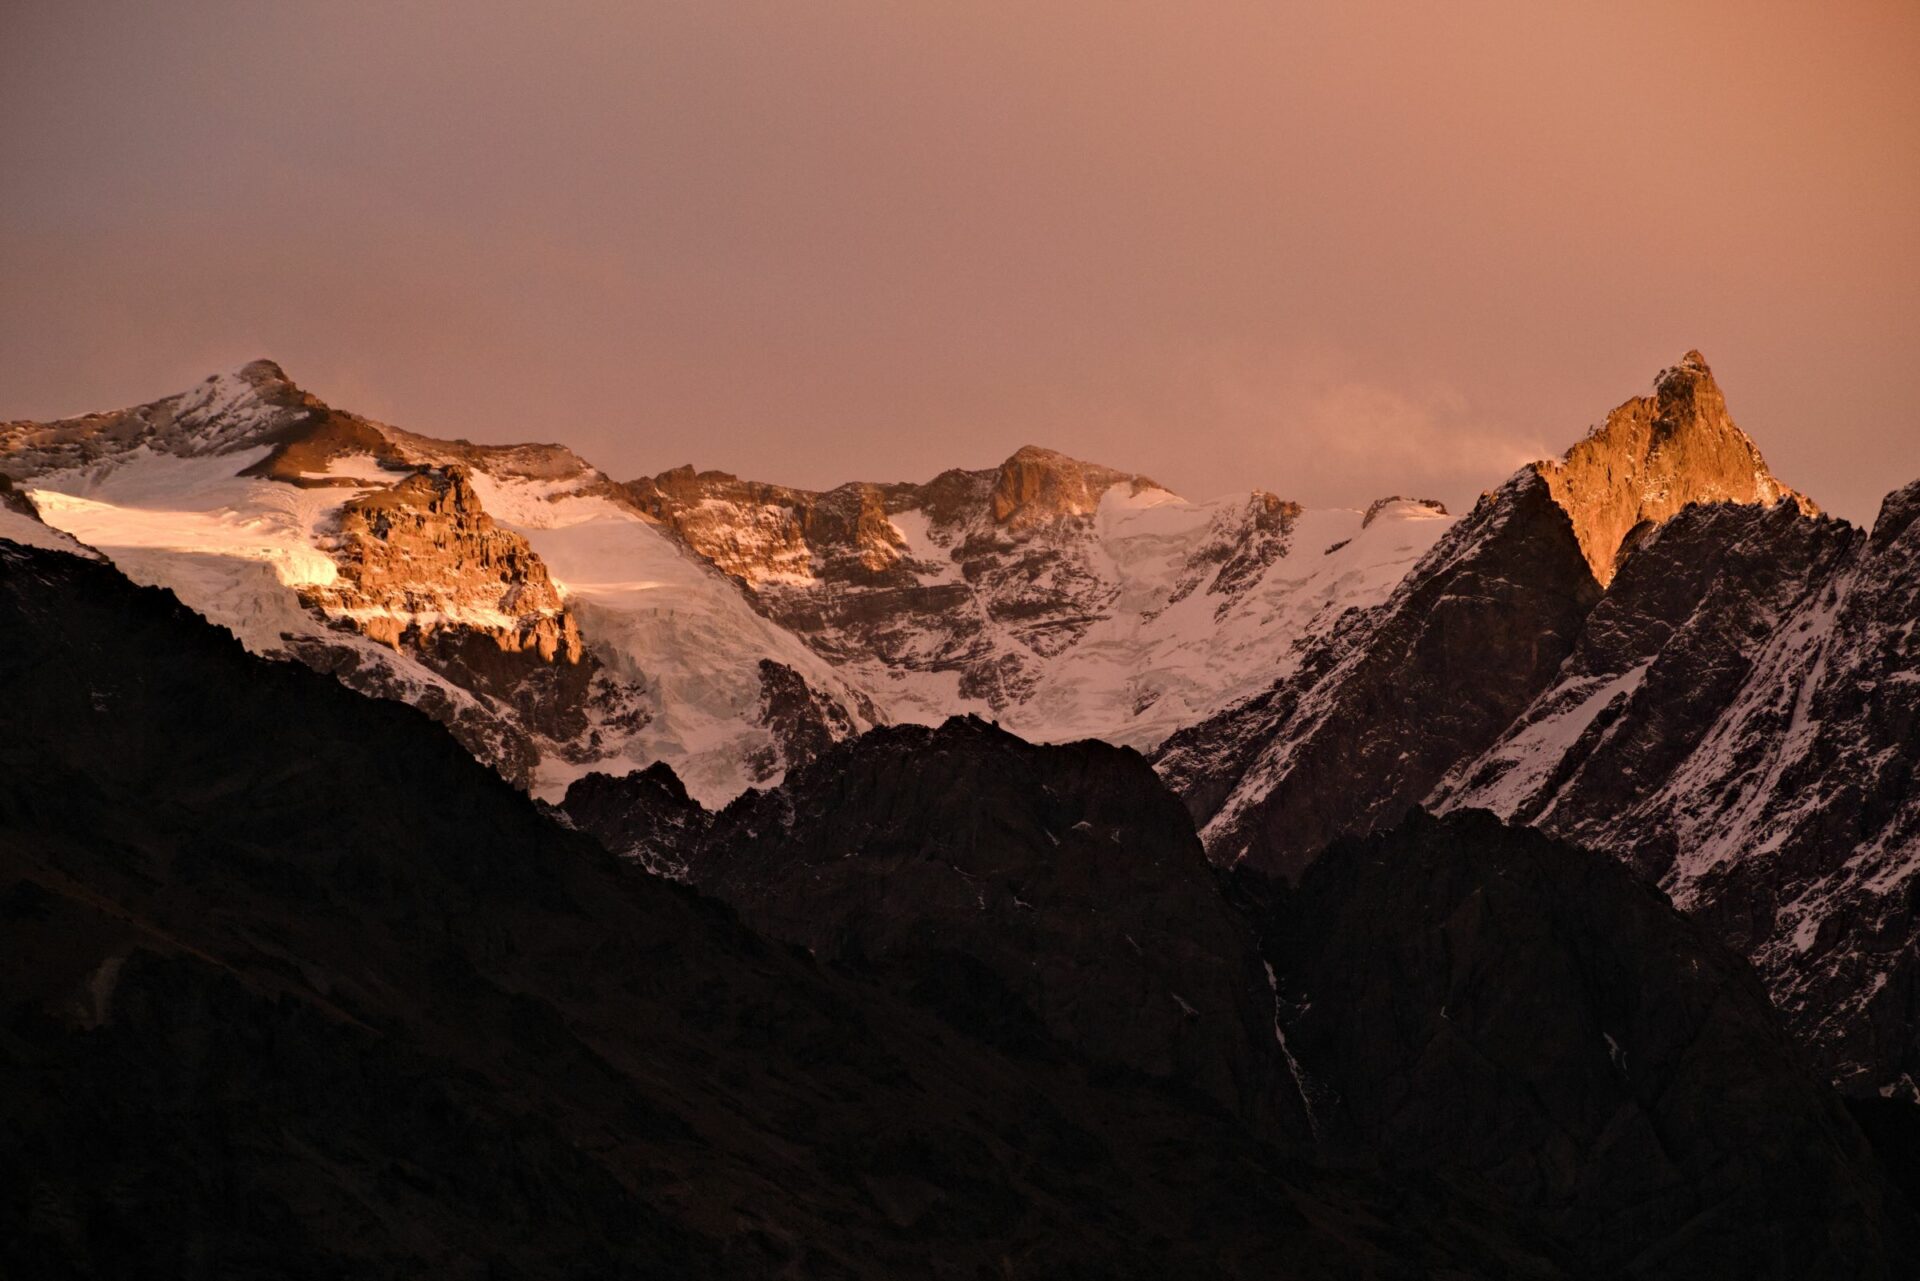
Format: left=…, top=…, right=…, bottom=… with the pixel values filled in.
left=3, top=0, right=1916, bottom=521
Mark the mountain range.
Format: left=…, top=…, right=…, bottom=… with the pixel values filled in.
left=5, top=349, right=1917, bottom=1275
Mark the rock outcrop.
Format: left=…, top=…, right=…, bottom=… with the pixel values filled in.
left=550, top=761, right=711, bottom=878
left=746, top=657, right=859, bottom=781
left=289, top=463, right=651, bottom=788
left=1362, top=495, right=1447, bottom=528
left=986, top=444, right=1159, bottom=529
left=308, top=464, right=579, bottom=659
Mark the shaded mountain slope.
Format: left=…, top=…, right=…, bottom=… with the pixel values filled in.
left=687, top=717, right=1303, bottom=1136
left=1156, top=467, right=1601, bottom=877
left=561, top=731, right=1917, bottom=1278
left=1243, top=809, right=1914, bottom=1280
left=0, top=538, right=1577, bottom=1279
left=1438, top=483, right=1920, bottom=1094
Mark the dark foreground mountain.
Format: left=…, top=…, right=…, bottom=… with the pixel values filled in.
left=656, top=718, right=1306, bottom=1138
left=0, top=538, right=1580, bottom=1279
left=1245, top=810, right=1911, bottom=1277
left=563, top=727, right=1916, bottom=1279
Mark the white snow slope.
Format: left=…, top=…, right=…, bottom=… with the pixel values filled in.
left=7, top=364, right=1448, bottom=804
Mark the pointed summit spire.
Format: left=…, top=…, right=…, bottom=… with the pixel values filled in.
left=1533, top=350, right=1818, bottom=585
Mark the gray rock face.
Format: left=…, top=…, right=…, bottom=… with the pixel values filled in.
left=1156, top=468, right=1601, bottom=878
left=745, top=657, right=860, bottom=782
left=1439, top=485, right=1920, bottom=1095
left=623, top=448, right=1180, bottom=709
left=618, top=446, right=1390, bottom=747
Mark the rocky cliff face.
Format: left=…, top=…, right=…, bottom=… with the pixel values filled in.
left=622, top=448, right=1175, bottom=712
left=307, top=463, right=579, bottom=659
left=1535, top=350, right=1816, bottom=585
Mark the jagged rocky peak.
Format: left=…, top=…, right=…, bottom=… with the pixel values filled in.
left=1871, top=474, right=1920, bottom=552
left=1533, top=349, right=1817, bottom=585
left=620, top=464, right=886, bottom=586
left=164, top=358, right=323, bottom=448
left=989, top=444, right=1163, bottom=529
left=1361, top=495, right=1448, bottom=528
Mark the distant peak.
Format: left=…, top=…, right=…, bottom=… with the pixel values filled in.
left=236, top=357, right=293, bottom=386
left=990, top=445, right=1165, bottom=527
left=1002, top=444, right=1069, bottom=466
left=1664, top=349, right=1711, bottom=379
left=178, top=357, right=319, bottom=417
left=1361, top=495, right=1449, bottom=529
